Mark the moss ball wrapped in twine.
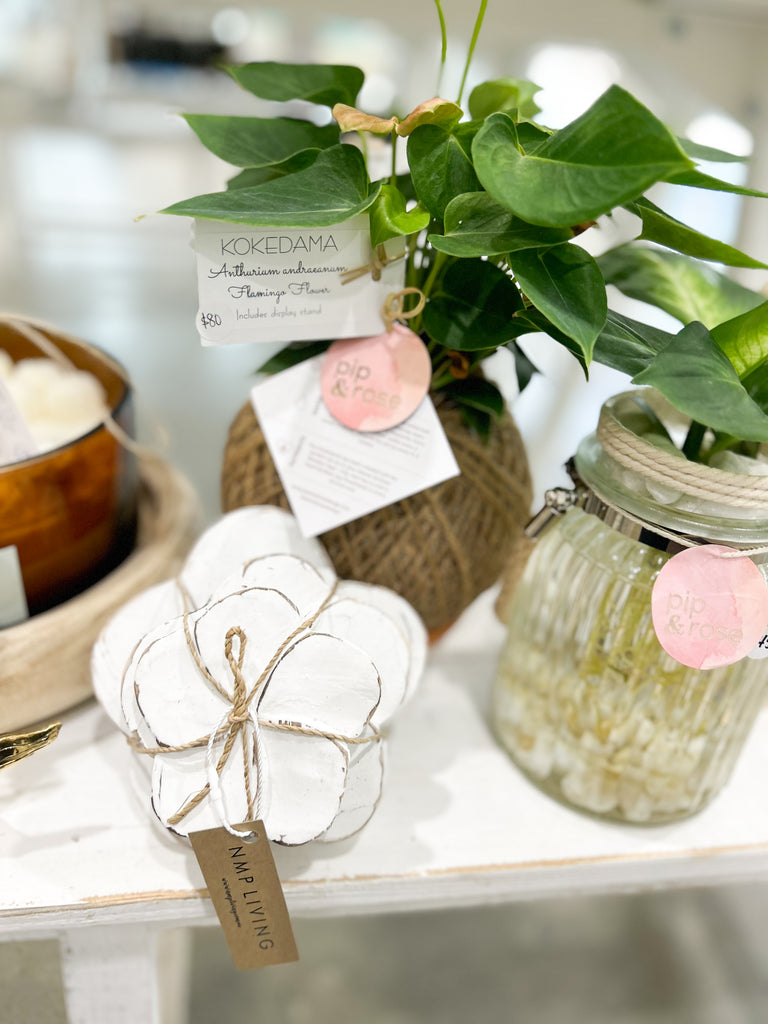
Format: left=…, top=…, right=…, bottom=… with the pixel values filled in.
left=221, top=396, right=533, bottom=636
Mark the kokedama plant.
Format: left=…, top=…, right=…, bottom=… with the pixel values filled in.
left=161, top=0, right=768, bottom=461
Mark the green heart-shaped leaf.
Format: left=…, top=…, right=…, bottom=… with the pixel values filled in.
left=515, top=122, right=553, bottom=153
left=508, top=244, right=607, bottom=359
left=182, top=115, right=339, bottom=168
left=626, top=197, right=768, bottom=268
left=429, top=192, right=572, bottom=257
left=226, top=150, right=320, bottom=190
left=440, top=376, right=505, bottom=416
left=592, top=310, right=675, bottom=377
left=508, top=340, right=539, bottom=391
left=711, top=301, right=768, bottom=379
left=160, top=145, right=379, bottom=226
left=468, top=78, right=541, bottom=121
left=407, top=124, right=481, bottom=220
left=667, top=168, right=768, bottom=199
left=472, top=88, right=693, bottom=227
left=369, top=184, right=429, bottom=247
left=508, top=309, right=592, bottom=375
left=598, top=246, right=764, bottom=327
left=677, top=139, right=747, bottom=163
left=422, top=259, right=523, bottom=350
left=225, top=62, right=364, bottom=107
left=633, top=321, right=768, bottom=441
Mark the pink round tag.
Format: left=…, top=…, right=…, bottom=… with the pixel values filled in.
left=651, top=545, right=768, bottom=670
left=320, top=325, right=431, bottom=432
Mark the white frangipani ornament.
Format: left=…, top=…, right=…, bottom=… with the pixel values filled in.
left=92, top=507, right=426, bottom=845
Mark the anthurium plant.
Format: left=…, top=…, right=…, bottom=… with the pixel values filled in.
left=161, top=1, right=768, bottom=457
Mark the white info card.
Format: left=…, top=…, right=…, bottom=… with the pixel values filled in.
left=193, top=215, right=405, bottom=346
left=251, top=356, right=460, bottom=537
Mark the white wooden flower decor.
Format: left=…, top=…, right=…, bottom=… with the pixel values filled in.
left=92, top=507, right=426, bottom=845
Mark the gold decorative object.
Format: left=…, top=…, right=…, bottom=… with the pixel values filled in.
left=0, top=722, right=61, bottom=770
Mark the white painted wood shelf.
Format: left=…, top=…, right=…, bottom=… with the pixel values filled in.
left=3, top=587, right=768, bottom=948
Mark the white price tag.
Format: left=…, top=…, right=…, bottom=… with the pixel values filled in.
left=250, top=356, right=460, bottom=538
left=193, top=216, right=405, bottom=346
left=0, top=545, right=29, bottom=628
left=747, top=630, right=768, bottom=659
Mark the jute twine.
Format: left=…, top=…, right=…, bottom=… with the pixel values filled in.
left=495, top=404, right=768, bottom=624
left=221, top=394, right=533, bottom=635
left=339, top=244, right=406, bottom=285
left=597, top=409, right=768, bottom=509
left=129, top=580, right=381, bottom=838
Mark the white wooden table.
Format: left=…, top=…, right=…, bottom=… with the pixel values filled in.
left=3, top=589, right=768, bottom=1024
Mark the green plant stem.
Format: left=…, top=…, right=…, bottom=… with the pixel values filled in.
left=431, top=370, right=456, bottom=389
left=682, top=419, right=706, bottom=462
left=410, top=249, right=447, bottom=336
left=390, top=128, right=397, bottom=188
left=432, top=0, right=448, bottom=94
left=457, top=0, right=488, bottom=105
left=421, top=249, right=447, bottom=299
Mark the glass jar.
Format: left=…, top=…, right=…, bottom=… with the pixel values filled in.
left=492, top=391, right=768, bottom=824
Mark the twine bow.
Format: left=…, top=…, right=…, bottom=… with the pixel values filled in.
left=130, top=581, right=382, bottom=839
left=340, top=244, right=406, bottom=285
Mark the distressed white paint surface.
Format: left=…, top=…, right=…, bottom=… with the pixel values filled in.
left=4, top=589, right=768, bottom=940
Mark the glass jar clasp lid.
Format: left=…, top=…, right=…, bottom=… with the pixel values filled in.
left=524, top=459, right=587, bottom=540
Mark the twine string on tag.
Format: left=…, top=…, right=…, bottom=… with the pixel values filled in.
left=381, top=288, right=426, bottom=333
left=129, top=579, right=383, bottom=839
left=340, top=244, right=406, bottom=285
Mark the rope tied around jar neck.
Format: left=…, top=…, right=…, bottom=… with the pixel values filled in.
left=596, top=409, right=768, bottom=509
left=594, top=409, right=768, bottom=559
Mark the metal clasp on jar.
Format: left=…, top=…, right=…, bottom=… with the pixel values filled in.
left=524, top=460, right=587, bottom=540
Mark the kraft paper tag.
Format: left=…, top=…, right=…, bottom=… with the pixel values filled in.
left=189, top=820, right=298, bottom=970
left=192, top=216, right=405, bottom=346
left=651, top=545, right=768, bottom=669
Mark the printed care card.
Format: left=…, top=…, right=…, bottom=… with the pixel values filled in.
left=250, top=356, right=460, bottom=538
left=193, top=215, right=405, bottom=346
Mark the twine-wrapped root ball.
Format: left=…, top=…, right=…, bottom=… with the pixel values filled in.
left=221, top=398, right=533, bottom=634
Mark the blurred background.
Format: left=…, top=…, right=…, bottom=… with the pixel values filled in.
left=2, top=0, right=768, bottom=513
left=2, top=0, right=768, bottom=1020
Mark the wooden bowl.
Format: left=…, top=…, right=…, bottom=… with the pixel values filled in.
left=0, top=455, right=200, bottom=732
left=0, top=321, right=138, bottom=616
